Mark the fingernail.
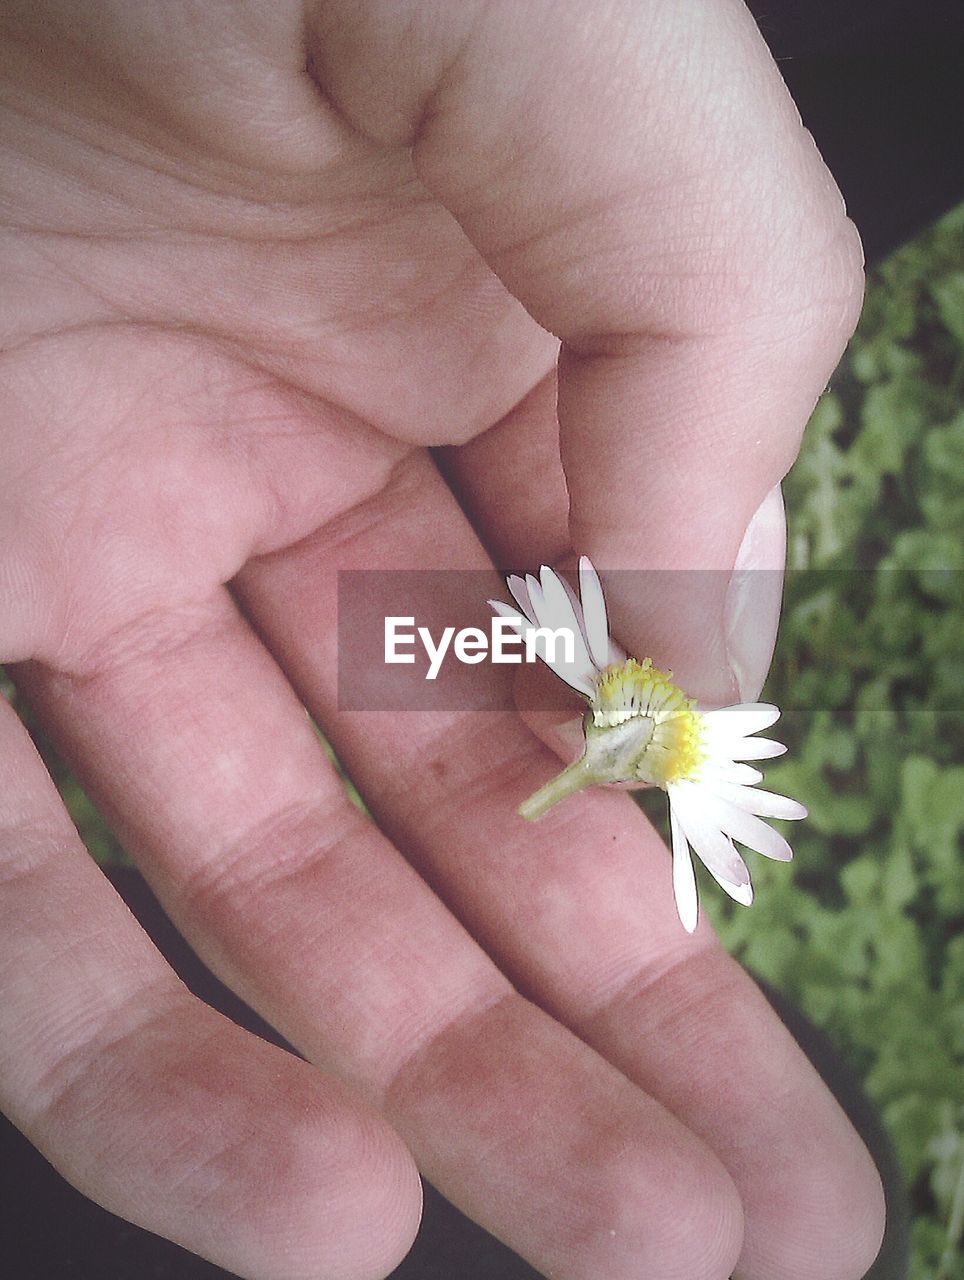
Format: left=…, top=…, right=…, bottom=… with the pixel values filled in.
left=725, top=485, right=786, bottom=702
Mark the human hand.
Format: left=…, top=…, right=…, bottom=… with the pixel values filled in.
left=0, top=3, right=884, bottom=1279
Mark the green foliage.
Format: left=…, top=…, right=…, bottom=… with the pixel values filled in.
left=706, top=203, right=964, bottom=1279
left=0, top=670, right=131, bottom=866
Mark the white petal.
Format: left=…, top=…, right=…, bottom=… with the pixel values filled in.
left=714, top=737, right=787, bottom=762
left=703, top=704, right=781, bottom=737
left=489, top=600, right=595, bottom=695
left=670, top=784, right=752, bottom=886
left=556, top=573, right=605, bottom=678
left=498, top=573, right=594, bottom=695
left=709, top=871, right=754, bottom=906
left=669, top=808, right=699, bottom=933
left=555, top=571, right=627, bottom=670
left=537, top=565, right=597, bottom=682
left=557, top=565, right=625, bottom=668
left=556, top=572, right=587, bottom=631
left=488, top=599, right=526, bottom=628
left=688, top=787, right=794, bottom=861
left=706, top=779, right=807, bottom=821
left=578, top=557, right=611, bottom=670
left=697, top=761, right=764, bottom=786
left=524, top=572, right=546, bottom=623
left=506, top=575, right=535, bottom=623
left=537, top=566, right=583, bottom=639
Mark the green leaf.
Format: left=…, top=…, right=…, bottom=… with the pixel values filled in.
left=932, top=272, right=964, bottom=345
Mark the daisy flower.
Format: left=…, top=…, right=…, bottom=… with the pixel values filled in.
left=489, top=559, right=806, bottom=932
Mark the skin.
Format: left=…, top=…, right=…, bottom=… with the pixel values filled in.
left=0, top=3, right=885, bottom=1279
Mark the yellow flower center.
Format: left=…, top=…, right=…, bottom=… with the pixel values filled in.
left=591, top=658, right=705, bottom=785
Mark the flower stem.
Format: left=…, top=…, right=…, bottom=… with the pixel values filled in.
left=519, top=757, right=601, bottom=821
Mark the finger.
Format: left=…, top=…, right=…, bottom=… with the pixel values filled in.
left=0, top=692, right=420, bottom=1280
left=15, top=576, right=745, bottom=1280
left=441, top=375, right=787, bottom=707
left=308, top=0, right=863, bottom=704
left=236, top=450, right=885, bottom=1280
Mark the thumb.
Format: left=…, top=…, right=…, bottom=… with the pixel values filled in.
left=308, top=0, right=862, bottom=706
